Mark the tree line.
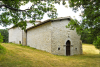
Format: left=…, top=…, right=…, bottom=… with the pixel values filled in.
left=0, top=29, right=8, bottom=43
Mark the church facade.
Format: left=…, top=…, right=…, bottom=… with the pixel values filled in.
left=9, top=17, right=82, bottom=56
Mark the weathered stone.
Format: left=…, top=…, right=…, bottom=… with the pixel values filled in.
left=9, top=27, right=22, bottom=44
left=9, top=17, right=83, bottom=56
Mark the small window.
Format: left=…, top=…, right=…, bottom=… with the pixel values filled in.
left=58, top=47, right=60, bottom=50
left=75, top=48, right=77, bottom=50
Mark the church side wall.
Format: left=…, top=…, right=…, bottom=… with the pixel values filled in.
left=9, top=27, right=22, bottom=44
left=51, top=20, right=82, bottom=55
left=27, top=22, right=51, bottom=53
left=8, top=22, right=39, bottom=45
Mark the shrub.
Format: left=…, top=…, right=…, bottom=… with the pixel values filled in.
left=0, top=33, right=3, bottom=43
left=0, top=44, right=6, bottom=54
left=93, top=36, right=100, bottom=54
left=0, top=29, right=8, bottom=43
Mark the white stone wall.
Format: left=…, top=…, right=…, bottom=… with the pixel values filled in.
left=26, top=23, right=34, bottom=29
left=27, top=22, right=52, bottom=52
left=51, top=20, right=82, bottom=55
left=9, top=22, right=39, bottom=45
left=26, top=21, right=41, bottom=29
left=9, top=27, right=22, bottom=44
left=22, top=30, right=27, bottom=46
left=9, top=19, right=82, bottom=56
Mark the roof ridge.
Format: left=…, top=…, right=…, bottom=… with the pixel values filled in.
left=26, top=16, right=71, bottom=31
left=9, top=16, right=71, bottom=30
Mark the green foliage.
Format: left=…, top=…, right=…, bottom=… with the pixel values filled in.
left=67, top=0, right=100, bottom=45
left=66, top=19, right=83, bottom=34
left=0, top=0, right=60, bottom=30
left=81, top=29, right=94, bottom=44
left=93, top=36, right=100, bottom=50
left=66, top=19, right=94, bottom=44
left=0, top=33, right=3, bottom=43
left=0, top=44, right=6, bottom=54
left=0, top=29, right=8, bottom=43
left=0, top=32, right=6, bottom=54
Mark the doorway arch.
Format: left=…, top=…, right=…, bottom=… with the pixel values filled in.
left=66, top=40, right=70, bottom=56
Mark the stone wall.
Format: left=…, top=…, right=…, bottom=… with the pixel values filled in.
left=9, top=19, right=82, bottom=56
left=51, top=20, right=82, bottom=55
left=8, top=22, right=39, bottom=45
left=22, top=30, right=27, bottom=46
left=9, top=27, right=22, bottom=44
left=27, top=22, right=52, bottom=52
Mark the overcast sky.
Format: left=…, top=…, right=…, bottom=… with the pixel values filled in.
left=0, top=1, right=82, bottom=29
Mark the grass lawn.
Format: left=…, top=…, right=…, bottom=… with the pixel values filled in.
left=0, top=43, right=100, bottom=67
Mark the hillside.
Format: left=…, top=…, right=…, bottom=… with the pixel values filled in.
left=0, top=43, right=100, bottom=67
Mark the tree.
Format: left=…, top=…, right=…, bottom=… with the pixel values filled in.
left=0, top=29, right=8, bottom=43
left=66, top=0, right=100, bottom=50
left=93, top=36, right=100, bottom=54
left=0, top=33, right=3, bottom=43
left=0, top=33, right=6, bottom=54
left=0, top=0, right=59, bottom=30
left=81, top=29, right=94, bottom=44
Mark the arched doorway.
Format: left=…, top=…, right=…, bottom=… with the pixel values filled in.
left=66, top=40, right=70, bottom=56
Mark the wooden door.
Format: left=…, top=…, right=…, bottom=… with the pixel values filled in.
left=66, top=40, right=70, bottom=56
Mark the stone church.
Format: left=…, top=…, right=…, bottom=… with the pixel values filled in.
left=9, top=16, right=82, bottom=56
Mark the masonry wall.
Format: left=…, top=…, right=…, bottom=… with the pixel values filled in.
left=9, top=22, right=39, bottom=45
left=51, top=20, right=82, bottom=55
left=9, top=27, right=22, bottom=44
left=22, top=22, right=40, bottom=46
left=22, top=30, right=27, bottom=46
left=9, top=19, right=82, bottom=56
left=27, top=22, right=52, bottom=52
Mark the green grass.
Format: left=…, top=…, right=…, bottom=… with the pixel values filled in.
left=0, top=43, right=100, bottom=67
left=0, top=44, right=6, bottom=54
